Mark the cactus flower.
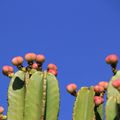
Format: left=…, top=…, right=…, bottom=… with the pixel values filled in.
left=47, top=63, right=58, bottom=70
left=2, top=66, right=14, bottom=76
left=25, top=53, right=36, bottom=62
left=0, top=106, right=4, bottom=114
left=66, top=83, right=77, bottom=94
left=36, top=54, right=45, bottom=63
left=94, top=96, right=104, bottom=106
left=112, top=79, right=120, bottom=91
left=105, top=54, right=118, bottom=65
left=12, top=56, right=23, bottom=66
left=32, top=63, right=38, bottom=69
left=98, top=81, right=108, bottom=90
left=48, top=69, right=58, bottom=76
left=94, top=85, right=104, bottom=93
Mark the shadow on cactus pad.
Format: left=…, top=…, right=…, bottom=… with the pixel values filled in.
left=12, top=77, right=24, bottom=90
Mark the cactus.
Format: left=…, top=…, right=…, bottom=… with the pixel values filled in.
left=2, top=52, right=120, bottom=120
left=1, top=53, right=60, bottom=120
left=66, top=54, right=120, bottom=120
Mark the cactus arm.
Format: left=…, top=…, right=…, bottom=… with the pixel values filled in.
left=7, top=70, right=25, bottom=120
left=106, top=96, right=117, bottom=120
left=73, top=87, right=95, bottom=120
left=41, top=71, right=47, bottom=120
left=24, top=71, right=44, bottom=120
left=107, top=71, right=120, bottom=98
left=45, top=73, right=60, bottom=120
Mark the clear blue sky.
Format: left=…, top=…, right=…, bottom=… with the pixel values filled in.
left=0, top=0, right=120, bottom=119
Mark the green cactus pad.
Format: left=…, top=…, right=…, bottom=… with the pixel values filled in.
left=45, top=73, right=60, bottom=120
left=73, top=86, right=95, bottom=120
left=7, top=70, right=25, bottom=120
left=107, top=70, right=120, bottom=99
left=24, top=71, right=44, bottom=120
left=106, top=96, right=117, bottom=120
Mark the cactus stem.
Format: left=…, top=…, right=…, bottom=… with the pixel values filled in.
left=8, top=73, right=14, bottom=78
left=112, top=67, right=117, bottom=75
left=41, top=71, right=47, bottom=120
left=111, top=64, right=117, bottom=75
left=37, top=63, right=42, bottom=71
left=71, top=91, right=77, bottom=97
left=28, top=61, right=33, bottom=66
left=100, top=91, right=105, bottom=97
left=0, top=114, right=7, bottom=120
left=17, top=65, right=24, bottom=70
left=26, top=61, right=33, bottom=71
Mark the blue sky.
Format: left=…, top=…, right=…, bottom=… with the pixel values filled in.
left=0, top=0, right=120, bottom=119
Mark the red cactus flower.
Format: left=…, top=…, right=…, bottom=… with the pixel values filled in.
left=112, top=79, right=120, bottom=89
left=94, top=96, right=104, bottom=106
left=0, top=106, right=4, bottom=114
left=66, top=83, right=77, bottom=94
left=25, top=53, right=36, bottom=62
left=47, top=63, right=58, bottom=71
left=32, top=63, right=38, bottom=69
left=105, top=54, right=118, bottom=65
left=48, top=69, right=58, bottom=76
left=2, top=66, right=14, bottom=76
left=12, top=56, right=23, bottom=66
left=0, top=115, right=3, bottom=120
left=36, top=54, right=45, bottom=63
left=94, top=85, right=104, bottom=93
left=98, top=81, right=108, bottom=90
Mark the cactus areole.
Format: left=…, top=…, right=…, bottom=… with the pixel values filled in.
left=1, top=52, right=120, bottom=120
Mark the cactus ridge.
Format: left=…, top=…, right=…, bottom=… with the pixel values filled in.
left=41, top=71, right=47, bottom=120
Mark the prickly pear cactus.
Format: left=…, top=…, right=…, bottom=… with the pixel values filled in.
left=2, top=53, right=60, bottom=120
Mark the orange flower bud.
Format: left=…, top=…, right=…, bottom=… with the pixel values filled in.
left=12, top=56, right=23, bottom=66
left=25, top=53, right=36, bottom=62
left=36, top=54, right=45, bottom=63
